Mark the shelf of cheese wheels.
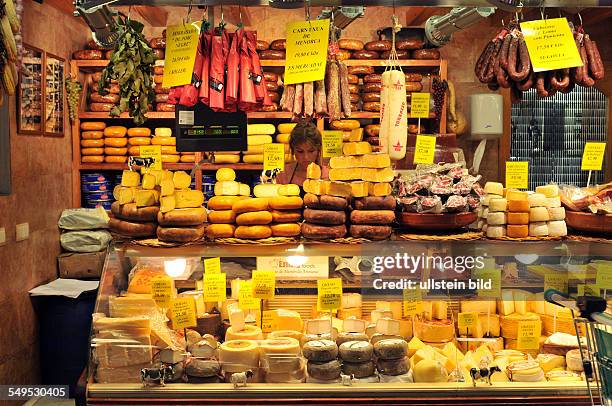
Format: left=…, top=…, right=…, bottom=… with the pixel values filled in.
left=88, top=253, right=594, bottom=400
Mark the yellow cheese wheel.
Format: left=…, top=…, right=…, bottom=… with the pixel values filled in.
left=242, top=154, right=264, bottom=164
left=161, top=154, right=180, bottom=163
left=128, top=137, right=151, bottom=146
left=151, top=136, right=176, bottom=146
left=127, top=127, right=152, bottom=137
left=104, top=147, right=128, bottom=156
left=82, top=155, right=105, bottom=163
left=276, top=133, right=291, bottom=144
left=277, top=123, right=297, bottom=134
left=105, top=155, right=128, bottom=163
left=81, top=147, right=105, bottom=156
left=180, top=155, right=196, bottom=163
left=160, top=145, right=179, bottom=155
left=212, top=154, right=240, bottom=164
left=81, top=139, right=104, bottom=148
left=225, top=325, right=263, bottom=341
left=247, top=135, right=272, bottom=146
left=103, top=126, right=128, bottom=137
left=206, top=223, right=235, bottom=239
left=247, top=124, right=275, bottom=135
left=414, top=319, right=454, bottom=343
left=507, top=212, right=529, bottom=225
left=155, top=127, right=172, bottom=137
left=81, top=130, right=104, bottom=140
left=259, top=338, right=301, bottom=372
left=507, top=225, right=528, bottom=238
left=104, top=137, right=128, bottom=147
left=128, top=146, right=141, bottom=156
left=207, top=196, right=247, bottom=211
left=80, top=121, right=106, bottom=131
left=219, top=340, right=260, bottom=373
left=208, top=210, right=236, bottom=224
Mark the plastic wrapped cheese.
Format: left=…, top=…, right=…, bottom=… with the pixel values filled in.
left=219, top=340, right=260, bottom=373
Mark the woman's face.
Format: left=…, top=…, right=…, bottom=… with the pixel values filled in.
left=293, top=141, right=319, bottom=167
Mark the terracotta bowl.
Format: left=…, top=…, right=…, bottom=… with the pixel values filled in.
left=565, top=211, right=612, bottom=235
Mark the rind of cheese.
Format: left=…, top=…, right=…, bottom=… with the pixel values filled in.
left=277, top=123, right=297, bottom=134
left=414, top=319, right=454, bottom=343
left=160, top=179, right=175, bottom=197
left=530, top=207, right=550, bottom=222
left=329, top=155, right=363, bottom=169
left=135, top=189, right=160, bottom=207
left=121, top=170, right=140, bottom=187
left=508, top=199, right=530, bottom=212
left=239, top=183, right=251, bottom=197
left=219, top=340, right=260, bottom=373
left=303, top=179, right=330, bottom=196
left=343, top=142, right=372, bottom=156
left=484, top=182, right=503, bottom=196
left=329, top=168, right=363, bottom=181
left=327, top=181, right=352, bottom=198
left=247, top=124, right=276, bottom=135
left=489, top=198, right=507, bottom=212
left=368, top=182, right=392, bottom=197
left=278, top=184, right=300, bottom=196
left=361, top=168, right=394, bottom=183
left=155, top=127, right=172, bottom=137
left=528, top=193, right=547, bottom=207
left=506, top=190, right=528, bottom=201
left=173, top=171, right=192, bottom=189
left=216, top=168, right=236, bottom=182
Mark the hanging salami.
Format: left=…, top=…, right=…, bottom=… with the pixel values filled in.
left=178, top=28, right=205, bottom=108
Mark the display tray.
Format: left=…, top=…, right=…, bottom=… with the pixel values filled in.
left=486, top=236, right=564, bottom=242
left=565, top=211, right=612, bottom=235
left=399, top=212, right=477, bottom=231
left=396, top=231, right=483, bottom=241
left=212, top=237, right=299, bottom=245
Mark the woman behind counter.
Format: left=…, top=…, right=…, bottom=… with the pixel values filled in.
left=276, top=120, right=329, bottom=187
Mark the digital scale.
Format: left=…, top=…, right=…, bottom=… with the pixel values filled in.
left=175, top=103, right=247, bottom=152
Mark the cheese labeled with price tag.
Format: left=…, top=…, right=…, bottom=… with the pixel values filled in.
left=505, top=162, right=529, bottom=190
left=151, top=275, right=175, bottom=308
left=413, top=135, right=436, bottom=164
left=171, top=297, right=197, bottom=329
left=252, top=270, right=276, bottom=300
left=317, top=278, right=343, bottom=311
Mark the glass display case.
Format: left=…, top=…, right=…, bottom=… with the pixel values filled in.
left=86, top=239, right=612, bottom=405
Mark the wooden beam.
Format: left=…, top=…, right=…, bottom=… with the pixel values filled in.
left=133, top=5, right=168, bottom=27
left=405, top=7, right=426, bottom=27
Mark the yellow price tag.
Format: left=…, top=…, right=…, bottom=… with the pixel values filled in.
left=517, top=320, right=541, bottom=350
left=139, top=145, right=162, bottom=171
left=284, top=19, right=330, bottom=85
left=402, top=287, right=423, bottom=317
left=505, top=161, right=529, bottom=189
left=458, top=312, right=479, bottom=329
left=151, top=275, right=174, bottom=308
left=520, top=18, right=583, bottom=72
left=263, top=143, right=285, bottom=171
left=322, top=131, right=344, bottom=158
left=596, top=263, right=612, bottom=290
left=262, top=310, right=279, bottom=334
left=203, top=273, right=226, bottom=302
left=171, top=297, right=197, bottom=330
left=578, top=284, right=600, bottom=296
left=163, top=23, right=201, bottom=88
left=581, top=142, right=606, bottom=171
left=238, top=280, right=260, bottom=310
left=545, top=273, right=568, bottom=294
left=204, top=257, right=221, bottom=274
left=410, top=92, right=431, bottom=118
left=317, top=278, right=343, bottom=311
left=252, top=270, right=276, bottom=300
left=413, top=134, right=436, bottom=165
left=474, top=269, right=502, bottom=298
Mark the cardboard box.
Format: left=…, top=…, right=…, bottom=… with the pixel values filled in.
left=58, top=249, right=107, bottom=279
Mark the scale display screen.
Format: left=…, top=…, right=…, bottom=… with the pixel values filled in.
left=176, top=103, right=247, bottom=152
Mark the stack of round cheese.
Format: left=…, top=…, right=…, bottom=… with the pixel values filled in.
left=152, top=60, right=169, bottom=108
left=528, top=193, right=550, bottom=237
left=304, top=340, right=341, bottom=382
left=536, top=184, right=567, bottom=237
left=206, top=168, right=249, bottom=239
left=339, top=341, right=375, bottom=378
left=260, top=338, right=305, bottom=383
left=126, top=127, right=152, bottom=158
left=484, top=182, right=506, bottom=238
left=302, top=193, right=348, bottom=240
left=363, top=124, right=381, bottom=152
left=151, top=127, right=181, bottom=164
left=347, top=66, right=373, bottom=113
left=88, top=72, right=120, bottom=113
left=374, top=339, right=410, bottom=377
left=349, top=196, right=396, bottom=240
left=80, top=121, right=107, bottom=163
left=273, top=123, right=296, bottom=163
left=109, top=170, right=158, bottom=237
left=219, top=339, right=261, bottom=381
left=102, top=126, right=128, bottom=163
left=268, top=190, right=303, bottom=238
left=232, top=197, right=273, bottom=240
left=242, top=124, right=290, bottom=164
left=506, top=190, right=529, bottom=238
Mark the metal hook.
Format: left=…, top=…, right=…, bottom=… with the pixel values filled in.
left=540, top=6, right=546, bottom=20
left=578, top=12, right=583, bottom=27
left=127, top=5, right=131, bottom=20
left=239, top=4, right=242, bottom=24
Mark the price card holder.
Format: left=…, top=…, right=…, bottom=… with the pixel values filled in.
left=204, top=257, right=221, bottom=274
left=506, top=161, right=529, bottom=189
left=413, top=135, right=436, bottom=165
left=317, top=278, right=342, bottom=311
left=517, top=320, right=542, bottom=350
left=474, top=269, right=501, bottom=298
left=261, top=310, right=279, bottom=334
left=203, top=273, right=226, bottom=302
left=284, top=19, right=330, bottom=85
left=582, top=142, right=606, bottom=171
left=252, top=270, right=276, bottom=300
left=138, top=145, right=162, bottom=171
left=520, top=18, right=583, bottom=72
left=171, top=297, right=197, bottom=330
left=545, top=273, right=568, bottom=294
left=322, top=131, right=343, bottom=158
left=410, top=93, right=431, bottom=118
left=151, top=275, right=175, bottom=308
left=238, top=280, right=260, bottom=310
left=458, top=312, right=479, bottom=330
left=263, top=144, right=285, bottom=171
left=402, top=288, right=423, bottom=317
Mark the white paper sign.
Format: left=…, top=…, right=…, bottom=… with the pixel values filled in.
left=256, top=256, right=329, bottom=279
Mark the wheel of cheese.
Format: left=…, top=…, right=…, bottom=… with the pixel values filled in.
left=270, top=223, right=301, bottom=237
left=225, top=325, right=263, bottom=342
left=104, top=147, right=127, bottom=156
left=301, top=223, right=347, bottom=240
left=259, top=338, right=301, bottom=373
left=330, top=120, right=360, bottom=131
left=507, top=360, right=545, bottom=382
left=180, top=155, right=196, bottom=163
left=103, top=126, right=127, bottom=138
left=507, top=212, right=529, bottom=225
left=303, top=194, right=348, bottom=210
left=488, top=198, right=507, bottom=212
left=111, top=202, right=159, bottom=222
left=566, top=349, right=585, bottom=372
left=206, top=223, right=235, bottom=239
left=104, top=137, right=128, bottom=147
left=159, top=145, right=178, bottom=155
left=545, top=196, right=561, bottom=208
left=232, top=198, right=269, bottom=214
left=213, top=154, right=241, bottom=164
left=268, top=330, right=303, bottom=342
left=277, top=123, right=297, bottom=134
left=530, top=207, right=550, bottom=222
left=81, top=147, right=105, bottom=156
left=155, top=127, right=172, bottom=137
left=81, top=139, right=104, bottom=148
left=186, top=358, right=220, bottom=378
left=207, top=196, right=245, bottom=211
left=508, top=199, right=530, bottom=212
left=236, top=211, right=273, bottom=226
left=264, top=367, right=306, bottom=383
left=161, top=154, right=180, bottom=163
left=270, top=210, right=302, bottom=223
left=414, top=320, right=454, bottom=343
left=500, top=312, right=541, bottom=339
left=487, top=212, right=506, bottom=225
left=548, top=220, right=567, bottom=237
left=303, top=209, right=346, bottom=226
left=413, top=359, right=448, bottom=383
left=151, top=136, right=176, bottom=146
left=548, top=207, right=566, bottom=221
left=80, top=121, right=106, bottom=131
left=127, top=127, right=151, bottom=137
left=339, top=341, right=373, bottom=362
left=536, top=184, right=559, bottom=198
left=157, top=224, right=206, bottom=242
left=507, top=225, right=528, bottom=238
left=82, top=155, right=104, bottom=163
left=486, top=225, right=506, bottom=238
left=376, top=356, right=409, bottom=376
left=300, top=333, right=334, bottom=347
left=302, top=340, right=338, bottom=362
left=336, top=332, right=368, bottom=347
left=528, top=193, right=547, bottom=207
left=81, top=130, right=104, bottom=139
left=128, top=137, right=151, bottom=146
left=350, top=225, right=393, bottom=240
left=208, top=210, right=236, bottom=224
left=219, top=340, right=260, bottom=373
left=484, top=182, right=503, bottom=196
left=373, top=339, right=408, bottom=360
left=546, top=370, right=582, bottom=382
left=349, top=210, right=395, bottom=225
left=342, top=360, right=375, bottom=378
left=158, top=208, right=207, bottom=226
left=268, top=196, right=303, bottom=210
left=307, top=360, right=341, bottom=381
left=234, top=225, right=272, bottom=239
left=352, top=196, right=396, bottom=211
left=529, top=222, right=549, bottom=237
left=108, top=217, right=156, bottom=237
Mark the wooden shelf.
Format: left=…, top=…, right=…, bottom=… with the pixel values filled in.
left=348, top=112, right=436, bottom=119
left=199, top=163, right=263, bottom=171
left=260, top=59, right=442, bottom=67
left=247, top=112, right=293, bottom=119
left=75, top=60, right=109, bottom=67
left=79, top=163, right=195, bottom=171
left=79, top=112, right=176, bottom=119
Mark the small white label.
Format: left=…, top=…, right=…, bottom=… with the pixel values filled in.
left=179, top=110, right=194, bottom=125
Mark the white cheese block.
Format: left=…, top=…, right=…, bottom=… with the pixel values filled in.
left=529, top=222, right=549, bottom=237
left=536, top=184, right=559, bottom=198
left=342, top=293, right=362, bottom=308
left=343, top=318, right=367, bottom=334
left=371, top=309, right=393, bottom=324
left=214, top=181, right=240, bottom=196
left=489, top=198, right=508, bottom=212
left=484, top=182, right=504, bottom=196
left=228, top=307, right=246, bottom=332
left=548, top=220, right=567, bottom=237
left=530, top=207, right=550, bottom=222
left=528, top=193, right=547, bottom=207
left=546, top=196, right=561, bottom=208
left=499, top=290, right=515, bottom=316
left=219, top=340, right=260, bottom=373
left=548, top=207, right=566, bottom=221
left=487, top=212, right=507, bottom=226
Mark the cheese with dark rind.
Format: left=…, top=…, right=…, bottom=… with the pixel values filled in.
left=352, top=196, right=396, bottom=210
left=339, top=340, right=373, bottom=362
left=303, top=209, right=346, bottom=225
left=302, top=340, right=338, bottom=362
